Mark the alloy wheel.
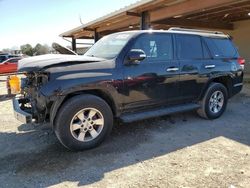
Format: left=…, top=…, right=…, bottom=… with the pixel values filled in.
left=209, top=91, right=224, bottom=113
left=70, top=108, right=104, bottom=142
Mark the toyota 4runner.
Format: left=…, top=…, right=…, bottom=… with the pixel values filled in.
left=13, top=28, right=244, bottom=151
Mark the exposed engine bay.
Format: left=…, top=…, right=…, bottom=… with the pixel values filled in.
left=19, top=72, right=50, bottom=122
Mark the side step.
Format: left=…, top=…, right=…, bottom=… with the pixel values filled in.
left=120, top=103, right=200, bottom=123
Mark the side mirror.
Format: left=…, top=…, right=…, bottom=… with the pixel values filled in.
left=127, top=49, right=146, bottom=64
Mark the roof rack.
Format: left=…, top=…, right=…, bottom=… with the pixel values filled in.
left=168, top=27, right=225, bottom=35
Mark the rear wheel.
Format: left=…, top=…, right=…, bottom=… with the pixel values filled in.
left=197, top=83, right=228, bottom=119
left=54, top=94, right=113, bottom=151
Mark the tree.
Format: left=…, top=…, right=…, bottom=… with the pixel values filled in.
left=1, top=48, right=11, bottom=53
left=33, top=43, right=49, bottom=55
left=20, top=44, right=33, bottom=56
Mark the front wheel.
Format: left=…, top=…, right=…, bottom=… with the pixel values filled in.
left=54, top=94, right=113, bottom=151
left=197, top=83, right=228, bottom=119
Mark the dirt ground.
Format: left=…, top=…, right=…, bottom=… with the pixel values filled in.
left=0, top=75, right=250, bottom=188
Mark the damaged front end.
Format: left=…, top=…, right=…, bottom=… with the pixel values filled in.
left=13, top=72, right=50, bottom=124
left=13, top=53, right=107, bottom=124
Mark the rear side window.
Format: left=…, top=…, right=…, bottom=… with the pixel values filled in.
left=204, top=37, right=239, bottom=58
left=176, top=34, right=203, bottom=59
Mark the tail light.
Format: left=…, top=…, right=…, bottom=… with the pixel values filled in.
left=238, top=57, right=245, bottom=69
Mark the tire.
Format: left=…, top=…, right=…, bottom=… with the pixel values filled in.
left=197, top=82, right=228, bottom=120
left=54, top=94, right=113, bottom=151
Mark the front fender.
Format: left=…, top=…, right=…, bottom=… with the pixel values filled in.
left=41, top=72, right=123, bottom=125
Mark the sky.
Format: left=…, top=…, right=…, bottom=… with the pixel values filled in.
left=0, top=0, right=138, bottom=50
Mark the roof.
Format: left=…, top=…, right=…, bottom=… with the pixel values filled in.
left=60, top=0, right=155, bottom=37
left=60, top=0, right=250, bottom=39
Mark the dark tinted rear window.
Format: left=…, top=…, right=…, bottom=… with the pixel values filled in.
left=176, top=35, right=203, bottom=59
left=204, top=37, right=239, bottom=58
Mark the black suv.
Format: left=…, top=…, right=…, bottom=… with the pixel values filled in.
left=13, top=28, right=244, bottom=151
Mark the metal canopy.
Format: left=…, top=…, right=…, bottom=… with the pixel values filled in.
left=60, top=0, right=250, bottom=40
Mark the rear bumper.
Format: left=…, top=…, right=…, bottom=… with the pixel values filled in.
left=12, top=96, right=32, bottom=124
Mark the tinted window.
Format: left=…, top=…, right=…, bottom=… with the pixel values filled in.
left=176, top=35, right=203, bottom=59
left=131, top=33, right=173, bottom=62
left=204, top=37, right=238, bottom=58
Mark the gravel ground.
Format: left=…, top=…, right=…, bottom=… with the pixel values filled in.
left=0, top=76, right=250, bottom=188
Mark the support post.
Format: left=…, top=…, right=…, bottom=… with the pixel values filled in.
left=72, top=38, right=76, bottom=52
left=140, top=11, right=150, bottom=30
left=94, top=29, right=99, bottom=43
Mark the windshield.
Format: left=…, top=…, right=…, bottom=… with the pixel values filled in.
left=84, top=33, right=134, bottom=59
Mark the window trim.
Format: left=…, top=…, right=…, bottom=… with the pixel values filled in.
left=201, top=38, right=213, bottom=60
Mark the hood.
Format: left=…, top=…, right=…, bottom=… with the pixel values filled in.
left=18, top=54, right=104, bottom=72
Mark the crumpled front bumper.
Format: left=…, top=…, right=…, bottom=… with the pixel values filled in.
left=12, top=96, right=32, bottom=124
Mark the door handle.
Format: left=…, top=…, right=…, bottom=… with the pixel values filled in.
left=205, top=65, right=215, bottom=69
left=167, top=67, right=179, bottom=72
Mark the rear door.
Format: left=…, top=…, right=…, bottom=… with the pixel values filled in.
left=122, top=33, right=180, bottom=111
left=176, top=34, right=210, bottom=102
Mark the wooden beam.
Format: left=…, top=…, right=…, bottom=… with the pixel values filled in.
left=185, top=0, right=250, bottom=19
left=205, top=10, right=249, bottom=21
left=223, top=14, right=250, bottom=22
left=83, top=28, right=95, bottom=31
left=73, top=31, right=94, bottom=39
left=97, top=17, right=140, bottom=32
left=189, top=6, right=250, bottom=20
left=150, top=0, right=237, bottom=22
left=126, top=11, right=141, bottom=17
left=153, top=18, right=234, bottom=30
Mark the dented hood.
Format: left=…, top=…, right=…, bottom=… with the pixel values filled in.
left=18, top=54, right=104, bottom=72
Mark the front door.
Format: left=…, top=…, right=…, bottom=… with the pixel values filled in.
left=122, top=33, right=180, bottom=112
